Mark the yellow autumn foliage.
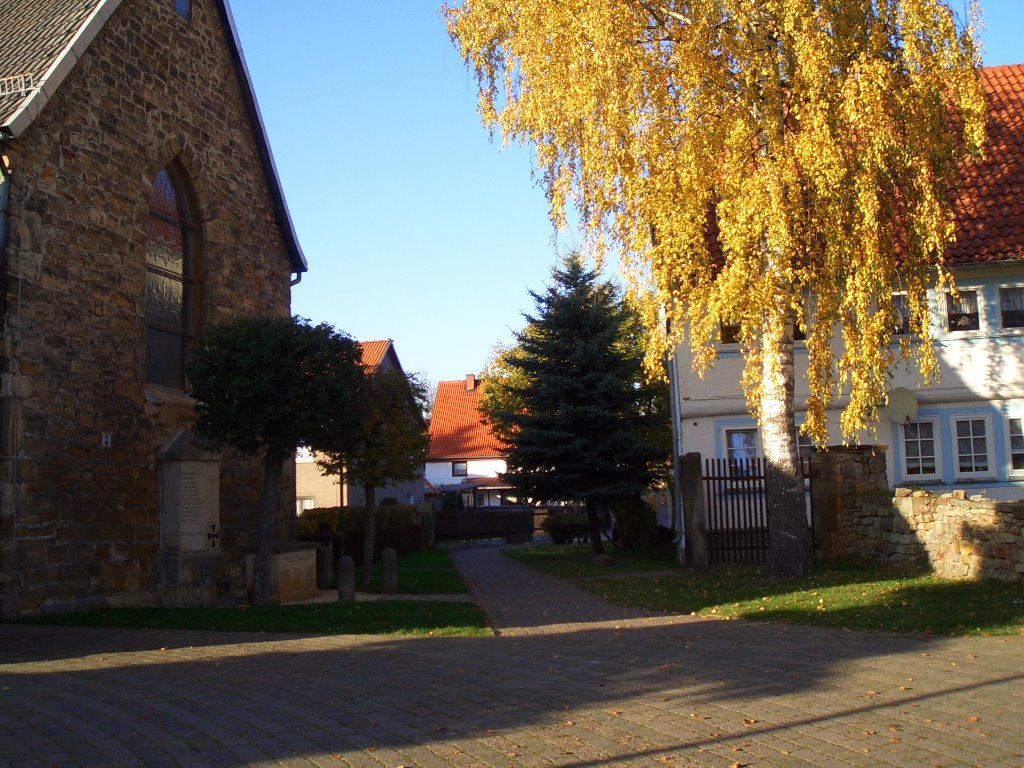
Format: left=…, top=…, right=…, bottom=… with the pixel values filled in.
left=445, top=0, right=986, bottom=446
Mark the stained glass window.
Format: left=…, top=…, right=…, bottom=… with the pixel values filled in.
left=146, top=168, right=196, bottom=388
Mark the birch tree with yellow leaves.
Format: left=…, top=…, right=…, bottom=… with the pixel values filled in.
left=446, top=0, right=986, bottom=576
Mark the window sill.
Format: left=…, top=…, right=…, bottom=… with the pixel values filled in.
left=145, top=383, right=194, bottom=407
left=941, top=330, right=985, bottom=339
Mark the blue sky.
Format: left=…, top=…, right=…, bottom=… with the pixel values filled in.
left=229, top=1, right=1021, bottom=392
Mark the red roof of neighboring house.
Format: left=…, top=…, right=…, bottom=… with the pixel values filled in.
left=947, top=64, right=1024, bottom=265
left=356, top=340, right=391, bottom=371
left=427, top=375, right=506, bottom=460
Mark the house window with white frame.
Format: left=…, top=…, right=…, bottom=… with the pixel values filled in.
left=945, top=290, right=980, bottom=332
left=902, top=419, right=938, bottom=480
left=720, top=322, right=741, bottom=344
left=952, top=416, right=993, bottom=479
left=892, top=293, right=911, bottom=336
left=793, top=317, right=807, bottom=342
left=797, top=433, right=815, bottom=461
left=998, top=286, right=1024, bottom=329
left=724, top=427, right=758, bottom=474
left=1008, top=417, right=1024, bottom=473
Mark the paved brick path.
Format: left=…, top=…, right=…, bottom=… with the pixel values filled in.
left=1, top=543, right=1022, bottom=767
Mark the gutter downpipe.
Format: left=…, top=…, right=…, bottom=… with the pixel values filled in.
left=665, top=318, right=686, bottom=565
left=0, top=127, right=11, bottom=616
left=0, top=128, right=10, bottom=328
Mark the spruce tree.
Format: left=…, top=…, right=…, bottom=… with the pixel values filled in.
left=496, top=255, right=668, bottom=554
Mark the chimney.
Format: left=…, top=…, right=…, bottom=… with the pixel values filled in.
left=466, top=374, right=477, bottom=391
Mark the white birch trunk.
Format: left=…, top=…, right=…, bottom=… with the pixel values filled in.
left=760, top=310, right=812, bottom=577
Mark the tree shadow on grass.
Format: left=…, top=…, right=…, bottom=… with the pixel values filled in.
left=572, top=560, right=1024, bottom=636
left=751, top=577, right=1024, bottom=635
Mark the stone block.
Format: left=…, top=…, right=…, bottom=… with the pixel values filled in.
left=245, top=544, right=317, bottom=604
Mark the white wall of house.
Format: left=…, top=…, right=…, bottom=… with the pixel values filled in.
left=673, top=265, right=1024, bottom=500
left=296, top=448, right=425, bottom=511
left=425, top=457, right=507, bottom=487
left=345, top=475, right=424, bottom=507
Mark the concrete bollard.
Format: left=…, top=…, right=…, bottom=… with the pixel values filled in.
left=337, top=555, right=355, bottom=603
left=316, top=545, right=333, bottom=589
left=199, top=557, right=219, bottom=607
left=381, top=548, right=398, bottom=595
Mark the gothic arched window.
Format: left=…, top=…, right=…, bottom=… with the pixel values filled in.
left=146, top=167, right=199, bottom=389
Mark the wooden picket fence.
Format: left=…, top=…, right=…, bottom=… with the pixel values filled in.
left=702, top=457, right=813, bottom=565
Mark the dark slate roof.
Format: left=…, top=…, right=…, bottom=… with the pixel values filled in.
left=0, top=0, right=102, bottom=129
left=0, top=0, right=100, bottom=124
left=0, top=0, right=307, bottom=273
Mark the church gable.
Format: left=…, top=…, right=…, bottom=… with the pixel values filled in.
left=1, top=0, right=305, bottom=272
left=0, top=0, right=304, bottom=614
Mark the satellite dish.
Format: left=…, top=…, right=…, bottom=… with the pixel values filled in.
left=883, top=387, right=919, bottom=424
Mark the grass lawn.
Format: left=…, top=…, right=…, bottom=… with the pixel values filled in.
left=362, top=547, right=470, bottom=594
left=505, top=544, right=1024, bottom=636
left=11, top=548, right=489, bottom=636
left=15, top=601, right=489, bottom=636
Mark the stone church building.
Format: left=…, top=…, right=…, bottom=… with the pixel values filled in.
left=0, top=0, right=308, bottom=614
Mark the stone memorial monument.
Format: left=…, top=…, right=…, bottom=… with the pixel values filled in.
left=158, top=429, right=221, bottom=605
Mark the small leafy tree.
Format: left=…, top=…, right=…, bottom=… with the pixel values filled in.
left=483, top=254, right=670, bottom=554
left=478, top=337, right=533, bottom=447
left=318, top=368, right=429, bottom=585
left=188, top=316, right=367, bottom=605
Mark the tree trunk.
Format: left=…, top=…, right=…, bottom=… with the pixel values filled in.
left=362, top=483, right=377, bottom=587
left=760, top=312, right=812, bottom=577
left=585, top=498, right=605, bottom=555
left=251, top=454, right=283, bottom=605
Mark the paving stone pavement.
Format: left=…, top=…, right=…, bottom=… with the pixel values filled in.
left=1, top=543, right=1022, bottom=768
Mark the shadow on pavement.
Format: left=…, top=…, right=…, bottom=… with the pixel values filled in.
left=1, top=617, right=1022, bottom=766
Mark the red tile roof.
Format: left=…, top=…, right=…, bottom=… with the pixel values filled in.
left=356, top=340, right=391, bottom=371
left=427, top=376, right=506, bottom=460
left=947, top=64, right=1024, bottom=264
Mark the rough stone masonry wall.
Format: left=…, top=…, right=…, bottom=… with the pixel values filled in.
left=840, top=490, right=1024, bottom=584
left=809, top=446, right=890, bottom=558
left=814, top=447, right=1023, bottom=583
left=0, top=0, right=295, bottom=613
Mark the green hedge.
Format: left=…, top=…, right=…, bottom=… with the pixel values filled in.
left=296, top=504, right=424, bottom=537
left=542, top=510, right=590, bottom=545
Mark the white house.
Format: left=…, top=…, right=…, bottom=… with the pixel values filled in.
left=425, top=375, right=511, bottom=507
left=670, top=64, right=1024, bottom=501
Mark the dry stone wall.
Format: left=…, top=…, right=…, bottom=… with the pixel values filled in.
left=840, top=489, right=1024, bottom=584
left=0, top=0, right=295, bottom=614
left=813, top=448, right=1024, bottom=584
